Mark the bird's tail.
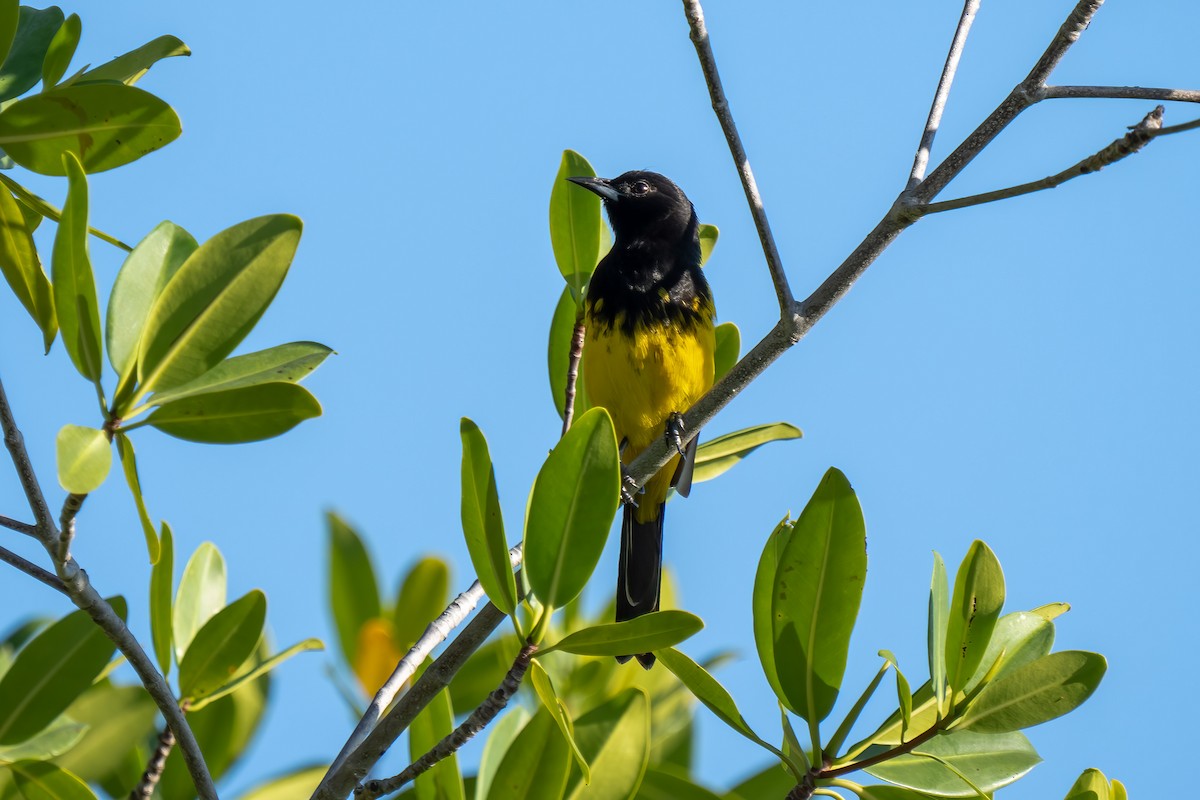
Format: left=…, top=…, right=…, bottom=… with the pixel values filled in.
left=615, top=501, right=665, bottom=669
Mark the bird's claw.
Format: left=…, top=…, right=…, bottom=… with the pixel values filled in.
left=620, top=470, right=641, bottom=507
left=665, top=412, right=687, bottom=456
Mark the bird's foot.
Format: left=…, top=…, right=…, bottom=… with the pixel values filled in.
left=620, top=469, right=641, bottom=507
left=665, top=412, right=687, bottom=456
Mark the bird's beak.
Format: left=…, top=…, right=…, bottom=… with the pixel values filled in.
left=567, top=176, right=620, bottom=203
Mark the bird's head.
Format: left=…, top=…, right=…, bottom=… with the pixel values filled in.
left=567, top=170, right=697, bottom=246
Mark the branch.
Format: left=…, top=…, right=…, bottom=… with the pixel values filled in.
left=1045, top=84, right=1200, bottom=103
left=0, top=544, right=65, bottom=593
left=908, top=0, right=982, bottom=188
left=561, top=316, right=585, bottom=436
left=129, top=713, right=182, bottom=800
left=0, top=514, right=36, bottom=537
left=921, top=105, right=1165, bottom=214
left=57, top=493, right=85, bottom=562
left=682, top=0, right=794, bottom=314
left=355, top=643, right=537, bottom=800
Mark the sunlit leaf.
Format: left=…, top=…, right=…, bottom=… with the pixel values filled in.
left=540, top=611, right=702, bottom=658
left=146, top=382, right=322, bottom=443
left=712, top=322, right=739, bottom=383
left=656, top=648, right=777, bottom=757
left=637, top=767, right=725, bottom=800
left=964, top=611, right=1054, bottom=695
left=944, top=541, right=1004, bottom=697
left=928, top=553, right=949, bottom=715
left=0, top=183, right=54, bottom=351
left=190, top=638, right=322, bottom=712
left=0, top=6, right=63, bottom=103
left=698, top=224, right=719, bottom=267
left=475, top=707, right=529, bottom=800
left=529, top=661, right=589, bottom=782
left=0, top=716, right=85, bottom=762
left=51, top=152, right=101, bottom=382
left=178, top=590, right=267, bottom=701
left=352, top=618, right=401, bottom=697
left=550, top=149, right=602, bottom=303
left=878, top=650, right=913, bottom=741
left=238, top=765, right=327, bottom=800
left=547, top=286, right=588, bottom=420
left=955, top=651, right=1107, bottom=734
left=173, top=542, right=226, bottom=662
left=55, top=424, right=110, bottom=494
left=115, top=433, right=158, bottom=563
left=10, top=760, right=97, bottom=800
left=40, top=13, right=80, bottom=89
left=150, top=521, right=174, bottom=676
left=692, top=422, right=801, bottom=484
left=393, top=557, right=450, bottom=652
left=147, top=341, right=332, bottom=407
left=565, top=689, right=650, bottom=800
left=327, top=512, right=381, bottom=666
left=79, top=35, right=189, bottom=85
left=53, top=683, right=156, bottom=787
left=486, top=709, right=570, bottom=800
left=863, top=730, right=1041, bottom=797
left=460, top=418, right=517, bottom=615
left=1063, top=768, right=1110, bottom=800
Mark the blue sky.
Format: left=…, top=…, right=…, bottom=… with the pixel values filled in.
left=2, top=1, right=1197, bottom=797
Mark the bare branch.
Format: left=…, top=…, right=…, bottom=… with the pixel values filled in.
left=1024, top=0, right=1104, bottom=88
left=1156, top=115, right=1200, bottom=136
left=561, top=317, right=586, bottom=436
left=56, top=493, right=86, bottom=562
left=921, top=106, right=1165, bottom=214
left=1045, top=85, right=1200, bottom=103
left=355, top=643, right=536, bottom=800
left=129, top=713, right=182, bottom=800
left=909, top=0, right=982, bottom=188
left=682, top=0, right=794, bottom=314
left=0, top=514, right=36, bottom=537
left=0, top=544, right=66, bottom=593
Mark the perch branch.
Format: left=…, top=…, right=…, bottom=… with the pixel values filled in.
left=561, top=316, right=586, bottom=436
left=0, top=514, right=36, bottom=537
left=0, top=544, right=65, bottom=593
left=1045, top=85, right=1200, bottom=103
left=129, top=707, right=186, bottom=800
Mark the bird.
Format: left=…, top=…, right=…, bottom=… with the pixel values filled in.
left=567, top=170, right=715, bottom=668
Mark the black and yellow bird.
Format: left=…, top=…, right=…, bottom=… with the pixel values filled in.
left=567, top=171, right=715, bottom=668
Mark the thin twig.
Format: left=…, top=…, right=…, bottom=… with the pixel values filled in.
left=0, top=514, right=36, bottom=537
left=921, top=105, right=1165, bottom=214
left=909, top=0, right=982, bottom=188
left=1045, top=85, right=1200, bottom=103
left=561, top=316, right=586, bottom=436
left=56, top=493, right=86, bottom=562
left=1154, top=115, right=1200, bottom=137
left=682, top=0, right=794, bottom=315
left=129, top=706, right=186, bottom=800
left=355, top=643, right=537, bottom=800
left=0, top=544, right=66, bottom=593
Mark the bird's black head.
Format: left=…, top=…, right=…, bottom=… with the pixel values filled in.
left=567, top=170, right=697, bottom=248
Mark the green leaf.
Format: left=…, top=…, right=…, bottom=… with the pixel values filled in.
left=856, top=787, right=952, bottom=800
left=524, top=407, right=620, bottom=609
left=637, top=767, right=724, bottom=800
left=173, top=542, right=227, bottom=662
left=1063, top=768, right=1109, bottom=800
left=0, top=597, right=125, bottom=744
left=1032, top=602, right=1070, bottom=622
left=407, top=661, right=466, bottom=800
left=752, top=516, right=791, bottom=710
left=147, top=341, right=332, bottom=407
left=863, top=730, right=1041, bottom=797
left=0, top=2, right=18, bottom=74
left=238, top=765, right=327, bottom=800
left=692, top=423, right=801, bottom=484
left=137, top=214, right=302, bottom=393
left=697, top=224, right=719, bottom=267
left=0, top=716, right=85, bottom=762
left=327, top=512, right=381, bottom=666
left=656, top=648, right=776, bottom=756
left=114, top=433, right=158, bottom=563
left=188, top=638, right=322, bottom=712
left=79, top=35, right=189, bottom=86
left=549, top=149, right=601, bottom=302
left=547, top=286, right=588, bottom=420
left=393, top=557, right=450, bottom=652
left=0, top=173, right=128, bottom=251
left=40, top=13, right=79, bottom=89
left=55, top=424, right=110, bottom=494
left=529, top=661, right=589, bottom=782
left=766, top=468, right=867, bottom=723
left=107, top=221, right=198, bottom=405
left=541, top=611, right=703, bottom=657
left=955, top=651, right=1107, bottom=734
left=0, top=183, right=54, bottom=351
left=460, top=418, right=517, bottom=616
left=928, top=552, right=949, bottom=715
left=449, top=634, right=520, bottom=714
left=0, top=6, right=63, bottom=103
left=964, top=611, right=1054, bottom=694
left=51, top=152, right=101, bottom=382
left=878, top=650, right=913, bottom=741
left=178, top=590, right=267, bottom=701
left=150, top=521, right=174, bottom=676
left=0, top=83, right=181, bottom=174
left=565, top=689, right=650, bottom=800
left=475, top=708, right=529, bottom=800
left=711, top=322, right=739, bottom=383
left=146, top=382, right=322, bottom=443
left=52, top=683, right=155, bottom=787
left=944, top=541, right=1004, bottom=697
left=486, top=709, right=570, bottom=800
left=10, top=760, right=97, bottom=800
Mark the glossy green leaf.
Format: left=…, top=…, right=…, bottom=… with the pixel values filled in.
left=964, top=611, right=1054, bottom=694
left=1063, top=768, right=1109, bottom=800
left=173, top=541, right=227, bottom=662
left=486, top=709, right=570, bottom=800
left=0, top=6, right=63, bottom=103
left=107, top=222, right=198, bottom=403
left=565, top=689, right=650, bottom=800
left=864, top=730, right=1040, bottom=797
left=178, top=589, right=267, bottom=701
left=114, top=433, right=158, bottom=563
left=10, top=760, right=97, bottom=800
left=768, top=467, right=866, bottom=722
left=752, top=515, right=791, bottom=707
left=1033, top=602, right=1070, bottom=622
left=0, top=83, right=180, bottom=174
left=55, top=424, right=110, bottom=494
left=147, top=341, right=331, bottom=407
left=724, top=763, right=797, bottom=800
left=692, top=423, right=801, bottom=484
left=547, top=286, right=588, bottom=420
left=1110, top=779, right=1127, bottom=800
left=0, top=173, right=128, bottom=251
left=0, top=597, right=125, bottom=744
left=656, top=648, right=776, bottom=756
left=409, top=675, right=465, bottom=800
left=0, top=2, right=18, bottom=73
left=79, top=35, right=189, bottom=86
left=878, top=650, right=913, bottom=741
left=637, top=768, right=724, bottom=800
left=327, top=512, right=381, bottom=666
left=530, top=661, right=589, bottom=782
left=52, top=683, right=155, bottom=786
left=475, top=707, right=529, bottom=800
left=857, top=786, right=953, bottom=800
left=712, top=322, right=739, bottom=383
left=147, top=383, right=321, bottom=444
left=550, top=149, right=601, bottom=302
left=40, top=13, right=79, bottom=89
left=524, top=407, right=620, bottom=609
left=928, top=552, right=949, bottom=715
left=449, top=634, right=520, bottom=714
left=944, top=541, right=1004, bottom=697
left=393, top=557, right=450, bottom=654
left=541, top=611, right=702, bottom=657
left=460, top=418, right=517, bottom=615
left=51, top=153, right=101, bottom=382
left=138, top=214, right=302, bottom=393
left=189, top=638, right=322, bottom=712
left=955, top=651, right=1107, bottom=734
left=697, top=224, right=718, bottom=267
left=0, top=717, right=85, bottom=762
left=239, top=765, right=326, bottom=800
left=0, top=183, right=54, bottom=351
left=149, top=521, right=174, bottom=676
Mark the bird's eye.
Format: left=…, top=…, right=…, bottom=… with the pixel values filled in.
left=631, top=180, right=651, bottom=195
